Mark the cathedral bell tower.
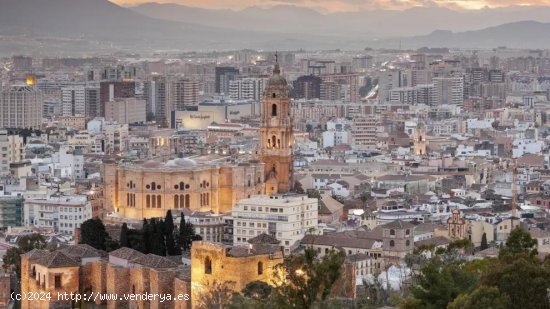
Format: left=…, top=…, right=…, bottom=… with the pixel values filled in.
left=259, top=57, right=294, bottom=195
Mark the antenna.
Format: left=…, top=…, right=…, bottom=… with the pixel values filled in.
left=275, top=51, right=278, bottom=64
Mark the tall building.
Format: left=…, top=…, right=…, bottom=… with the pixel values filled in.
left=99, top=81, right=135, bottom=117
left=215, top=67, right=239, bottom=94
left=292, top=75, right=321, bottom=99
left=104, top=98, right=146, bottom=125
left=232, top=194, right=318, bottom=254
left=378, top=69, right=406, bottom=103
left=12, top=55, right=32, bottom=71
left=0, top=85, right=43, bottom=130
left=229, top=77, right=266, bottom=101
left=432, top=76, right=464, bottom=106
left=352, top=116, right=381, bottom=150
left=143, top=76, right=168, bottom=126
left=84, top=86, right=100, bottom=121
left=171, top=78, right=199, bottom=110
left=259, top=62, right=294, bottom=195
left=61, top=85, right=86, bottom=116
left=0, top=130, right=24, bottom=175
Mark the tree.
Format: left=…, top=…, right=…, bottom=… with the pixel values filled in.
left=3, top=234, right=46, bottom=277
left=151, top=219, right=167, bottom=256
left=448, top=286, right=511, bottom=309
left=406, top=258, right=479, bottom=309
left=360, top=192, right=370, bottom=206
left=270, top=248, right=346, bottom=308
left=294, top=181, right=305, bottom=194
left=178, top=212, right=202, bottom=252
left=242, top=281, right=273, bottom=300
left=196, top=280, right=236, bottom=309
left=306, top=189, right=321, bottom=200
left=80, top=218, right=112, bottom=251
left=164, top=210, right=178, bottom=255
left=499, top=228, right=537, bottom=259
left=120, top=223, right=129, bottom=248
left=142, top=219, right=153, bottom=254
left=480, top=233, right=488, bottom=250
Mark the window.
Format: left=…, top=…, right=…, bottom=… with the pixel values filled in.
left=258, top=262, right=264, bottom=275
left=54, top=274, right=62, bottom=289
left=151, top=182, right=156, bottom=190
left=406, top=240, right=410, bottom=246
left=205, top=257, right=212, bottom=274
left=272, top=104, right=277, bottom=116
left=390, top=229, right=395, bottom=236
left=157, top=195, right=161, bottom=208
left=146, top=195, right=151, bottom=208
left=185, top=194, right=190, bottom=208
left=174, top=195, right=179, bottom=208
left=389, top=240, right=395, bottom=247
left=405, top=229, right=410, bottom=236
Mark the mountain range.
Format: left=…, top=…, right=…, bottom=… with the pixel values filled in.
left=2, top=0, right=550, bottom=55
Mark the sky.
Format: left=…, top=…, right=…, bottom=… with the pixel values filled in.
left=112, top=0, right=550, bottom=12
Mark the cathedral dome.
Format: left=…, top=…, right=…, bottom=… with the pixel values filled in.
left=165, top=158, right=197, bottom=168
left=265, top=63, right=289, bottom=97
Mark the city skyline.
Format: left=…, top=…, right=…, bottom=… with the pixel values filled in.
left=113, top=0, right=550, bottom=12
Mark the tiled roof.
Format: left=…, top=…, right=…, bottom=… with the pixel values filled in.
left=109, top=247, right=146, bottom=261
left=380, top=220, right=416, bottom=230
left=134, top=254, right=178, bottom=269
left=228, top=244, right=281, bottom=257
left=36, top=251, right=79, bottom=268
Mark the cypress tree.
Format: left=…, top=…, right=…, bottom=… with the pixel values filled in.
left=165, top=210, right=177, bottom=255
left=120, top=223, right=129, bottom=248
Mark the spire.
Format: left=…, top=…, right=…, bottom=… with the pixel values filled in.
left=273, top=51, right=280, bottom=75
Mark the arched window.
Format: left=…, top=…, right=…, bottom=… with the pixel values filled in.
left=151, top=182, right=156, bottom=191
left=174, top=195, right=179, bottom=208
left=180, top=182, right=184, bottom=191
left=205, top=257, right=212, bottom=274
left=258, top=262, right=264, bottom=275
left=272, top=93, right=276, bottom=99
left=406, top=240, right=410, bottom=246
left=185, top=194, right=190, bottom=208
left=390, top=229, right=395, bottom=236
left=272, top=135, right=277, bottom=148
left=32, top=266, right=36, bottom=277
left=180, top=195, right=185, bottom=208
left=248, top=176, right=251, bottom=187
left=146, top=195, right=151, bottom=208
left=151, top=195, right=156, bottom=208
left=132, top=285, right=136, bottom=294
left=272, top=104, right=277, bottom=116
left=405, top=229, right=410, bottom=236
left=157, top=195, right=161, bottom=208
left=390, top=240, right=395, bottom=247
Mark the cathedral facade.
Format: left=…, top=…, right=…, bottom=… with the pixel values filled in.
left=102, top=63, right=294, bottom=219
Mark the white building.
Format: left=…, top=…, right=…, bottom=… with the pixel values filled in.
left=513, top=139, right=544, bottom=158
left=23, top=194, right=92, bottom=235
left=104, top=98, right=146, bottom=125
left=229, top=78, right=267, bottom=101
left=186, top=211, right=225, bottom=243
left=322, top=119, right=350, bottom=148
left=232, top=194, right=318, bottom=254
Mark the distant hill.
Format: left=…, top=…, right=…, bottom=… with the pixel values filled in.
left=392, top=21, right=550, bottom=49
left=2, top=0, right=550, bottom=54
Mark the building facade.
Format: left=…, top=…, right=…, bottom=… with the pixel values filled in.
left=0, top=86, right=43, bottom=129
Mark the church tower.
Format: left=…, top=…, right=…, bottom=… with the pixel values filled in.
left=413, top=123, right=427, bottom=156
left=259, top=58, right=293, bottom=195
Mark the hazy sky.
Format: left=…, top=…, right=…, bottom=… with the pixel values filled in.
left=113, top=0, right=550, bottom=12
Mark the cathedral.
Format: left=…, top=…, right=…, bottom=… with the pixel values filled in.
left=102, top=62, right=294, bottom=219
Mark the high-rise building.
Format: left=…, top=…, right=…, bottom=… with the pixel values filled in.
left=232, top=194, right=318, bottom=254
left=61, top=85, right=86, bottom=116
left=0, top=85, right=43, bottom=129
left=229, top=77, right=267, bottom=101
left=101, top=65, right=137, bottom=81
left=171, top=78, right=199, bottom=110
left=143, top=76, right=168, bottom=126
left=378, top=70, right=406, bottom=103
left=259, top=62, right=294, bottom=195
left=99, top=81, right=135, bottom=117
left=12, top=56, right=32, bottom=72
left=0, top=130, right=24, bottom=175
left=104, top=98, right=146, bottom=125
left=215, top=67, right=239, bottom=94
left=432, top=76, right=464, bottom=106
left=352, top=116, right=381, bottom=150
left=292, top=75, right=321, bottom=99
left=84, top=86, right=100, bottom=120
